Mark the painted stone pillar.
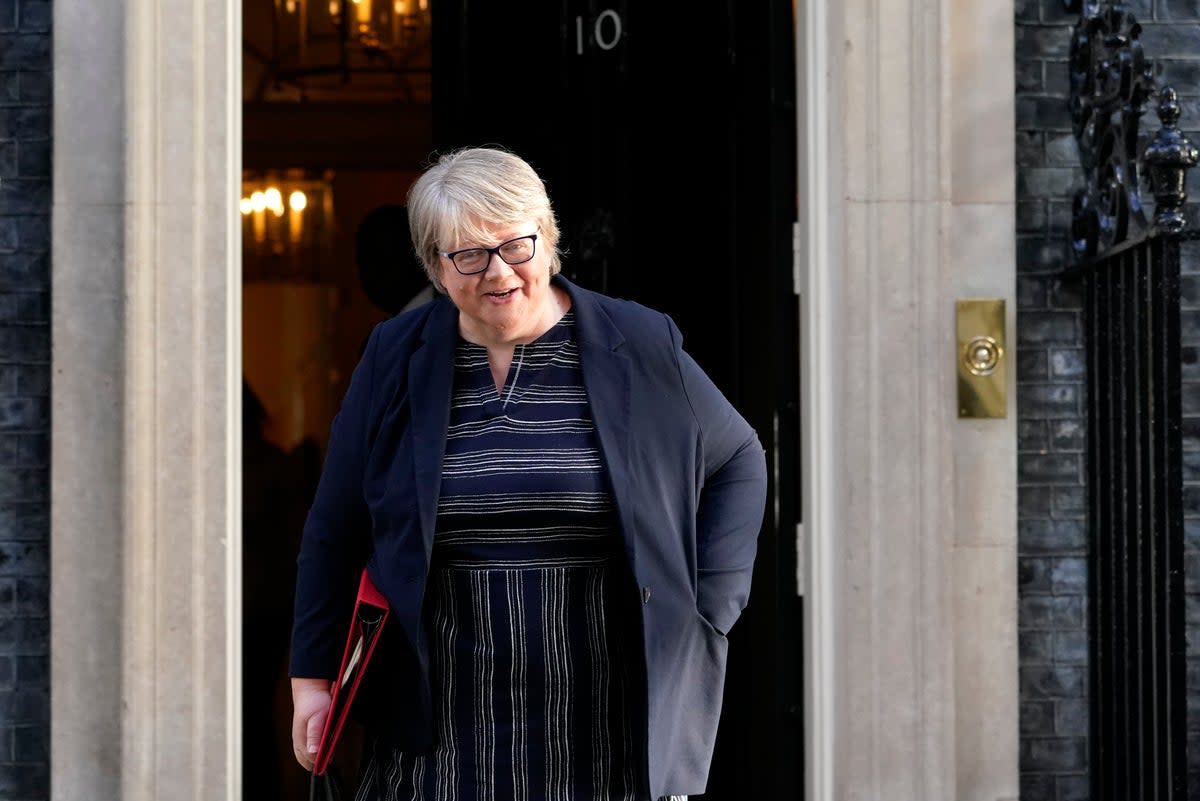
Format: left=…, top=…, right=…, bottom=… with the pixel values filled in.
left=51, top=0, right=241, bottom=798
left=801, top=0, right=1019, bottom=796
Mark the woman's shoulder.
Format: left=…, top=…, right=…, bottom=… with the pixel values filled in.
left=353, top=296, right=452, bottom=430
left=570, top=281, right=671, bottom=334
left=370, top=293, right=448, bottom=349
left=575, top=288, right=684, bottom=361
left=353, top=295, right=454, bottom=399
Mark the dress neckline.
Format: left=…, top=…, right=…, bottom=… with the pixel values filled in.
left=456, top=311, right=576, bottom=410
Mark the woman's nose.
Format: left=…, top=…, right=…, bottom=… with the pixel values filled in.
left=483, top=254, right=515, bottom=276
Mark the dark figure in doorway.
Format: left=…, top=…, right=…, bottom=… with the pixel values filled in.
left=243, top=380, right=320, bottom=801
left=355, top=203, right=434, bottom=317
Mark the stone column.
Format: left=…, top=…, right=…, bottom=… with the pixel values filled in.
left=802, top=0, right=1018, bottom=796
left=51, top=0, right=241, bottom=799
left=946, top=0, right=1020, bottom=797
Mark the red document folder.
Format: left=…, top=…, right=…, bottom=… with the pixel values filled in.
left=312, top=569, right=390, bottom=776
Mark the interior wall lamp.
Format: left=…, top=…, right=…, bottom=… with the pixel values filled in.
left=241, top=173, right=335, bottom=282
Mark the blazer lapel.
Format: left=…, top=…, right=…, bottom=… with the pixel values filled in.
left=558, top=276, right=638, bottom=570
left=408, top=296, right=456, bottom=559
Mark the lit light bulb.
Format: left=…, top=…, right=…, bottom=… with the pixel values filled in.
left=251, top=191, right=267, bottom=213
left=394, top=0, right=405, bottom=12
left=287, top=191, right=307, bottom=243
left=329, top=0, right=338, bottom=15
left=240, top=197, right=253, bottom=215
left=418, top=0, right=427, bottom=9
left=285, top=0, right=296, bottom=12
left=265, top=187, right=285, bottom=216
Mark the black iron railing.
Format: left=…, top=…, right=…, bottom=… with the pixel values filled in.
left=1065, top=2, right=1198, bottom=798
left=1080, top=234, right=1186, bottom=801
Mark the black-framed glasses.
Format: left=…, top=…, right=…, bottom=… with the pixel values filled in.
left=441, top=233, right=539, bottom=275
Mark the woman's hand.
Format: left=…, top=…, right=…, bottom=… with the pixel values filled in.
left=290, top=677, right=333, bottom=772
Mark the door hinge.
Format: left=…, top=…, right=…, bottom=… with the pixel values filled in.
left=795, top=522, right=806, bottom=597
left=792, top=220, right=803, bottom=296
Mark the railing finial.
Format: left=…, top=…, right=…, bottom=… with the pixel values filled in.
left=1143, top=86, right=1199, bottom=233
left=1067, top=1, right=1160, bottom=263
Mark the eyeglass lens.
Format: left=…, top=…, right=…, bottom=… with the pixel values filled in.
left=450, top=235, right=537, bottom=274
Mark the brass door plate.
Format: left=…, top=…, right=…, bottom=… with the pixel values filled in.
left=957, top=299, right=1006, bottom=418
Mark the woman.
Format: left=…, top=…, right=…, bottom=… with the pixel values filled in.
left=290, top=146, right=767, bottom=800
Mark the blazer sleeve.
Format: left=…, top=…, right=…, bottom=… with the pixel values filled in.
left=289, top=324, right=381, bottom=678
left=667, top=315, right=769, bottom=636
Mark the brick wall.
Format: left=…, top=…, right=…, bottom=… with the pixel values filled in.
left=1016, top=3, right=1091, bottom=799
left=0, top=0, right=50, bottom=799
left=1016, top=1, right=1200, bottom=799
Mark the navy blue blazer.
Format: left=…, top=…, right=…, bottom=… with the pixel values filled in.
left=290, top=275, right=768, bottom=796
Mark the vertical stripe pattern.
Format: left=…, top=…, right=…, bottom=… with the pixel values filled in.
left=355, top=312, right=683, bottom=800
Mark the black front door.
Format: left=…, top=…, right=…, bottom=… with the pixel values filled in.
left=433, top=3, right=802, bottom=796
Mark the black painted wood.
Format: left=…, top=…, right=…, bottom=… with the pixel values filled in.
left=431, top=1, right=801, bottom=797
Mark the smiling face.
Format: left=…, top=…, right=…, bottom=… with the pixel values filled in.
left=439, top=219, right=566, bottom=348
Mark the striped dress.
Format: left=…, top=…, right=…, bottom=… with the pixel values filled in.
left=355, top=312, right=681, bottom=801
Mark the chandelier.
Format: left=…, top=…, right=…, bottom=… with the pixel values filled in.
left=246, top=0, right=432, bottom=102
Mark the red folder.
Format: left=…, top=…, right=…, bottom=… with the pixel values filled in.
left=312, top=569, right=390, bottom=776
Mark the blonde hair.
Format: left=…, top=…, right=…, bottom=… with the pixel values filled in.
left=406, top=146, right=562, bottom=292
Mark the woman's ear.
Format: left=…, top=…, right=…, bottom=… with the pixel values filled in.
left=434, top=264, right=450, bottom=295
